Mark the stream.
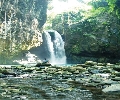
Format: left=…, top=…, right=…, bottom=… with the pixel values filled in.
left=0, top=62, right=120, bottom=100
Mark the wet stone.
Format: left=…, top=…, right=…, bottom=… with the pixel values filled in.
left=113, top=65, right=120, bottom=72
left=102, top=84, right=120, bottom=93
left=85, top=61, right=97, bottom=66
left=111, top=77, right=120, bottom=81
left=0, top=61, right=120, bottom=99
left=114, top=72, right=120, bottom=77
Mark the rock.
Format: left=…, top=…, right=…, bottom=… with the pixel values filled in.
left=106, top=63, right=114, bottom=66
left=97, top=73, right=110, bottom=78
left=95, top=65, right=104, bottom=68
left=45, top=67, right=57, bottom=74
left=85, top=61, right=97, bottom=66
left=88, top=69, right=100, bottom=74
left=36, top=63, right=51, bottom=67
left=56, top=93, right=66, bottom=99
left=55, top=71, right=72, bottom=75
left=73, top=70, right=80, bottom=74
left=111, top=77, right=120, bottom=81
left=22, top=68, right=34, bottom=73
left=67, top=78, right=83, bottom=84
left=0, top=69, right=16, bottom=76
left=0, top=73, right=6, bottom=78
left=113, top=65, right=120, bottom=71
left=66, top=66, right=86, bottom=73
left=102, top=69, right=111, bottom=73
left=102, top=84, right=120, bottom=93
left=0, top=79, right=6, bottom=86
left=101, top=80, right=118, bottom=85
left=90, top=79, right=102, bottom=83
left=0, top=0, right=48, bottom=64
left=97, top=63, right=106, bottom=66
left=35, top=63, right=42, bottom=67
left=62, top=75, right=71, bottom=79
left=74, top=66, right=86, bottom=72
left=114, top=72, right=120, bottom=77
left=78, top=64, right=90, bottom=68
left=85, top=83, right=98, bottom=87
left=19, top=74, right=32, bottom=78
left=46, top=75, right=53, bottom=80
left=66, top=67, right=76, bottom=73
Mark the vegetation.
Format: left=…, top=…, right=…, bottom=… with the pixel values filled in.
left=0, top=0, right=47, bottom=64
left=45, top=0, right=120, bottom=63
left=1, top=0, right=120, bottom=64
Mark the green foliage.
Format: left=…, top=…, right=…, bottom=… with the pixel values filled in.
left=71, top=44, right=81, bottom=54
left=49, top=10, right=84, bottom=31
left=46, top=0, right=120, bottom=63
left=90, top=0, right=120, bottom=18
left=90, top=0, right=108, bottom=9
left=0, top=0, right=48, bottom=64
left=83, top=33, right=96, bottom=39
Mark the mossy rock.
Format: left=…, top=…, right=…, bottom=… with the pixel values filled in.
left=36, top=63, right=51, bottom=67
left=45, top=67, right=57, bottom=73
left=0, top=73, right=6, bottom=78
left=114, top=72, right=120, bottom=77
left=22, top=69, right=34, bottom=73
left=102, top=69, right=111, bottom=73
left=111, top=77, right=120, bottom=81
left=85, top=61, right=97, bottom=66
left=113, top=65, right=120, bottom=72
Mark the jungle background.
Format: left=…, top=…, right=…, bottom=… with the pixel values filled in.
left=0, top=0, right=120, bottom=64
left=45, top=0, right=120, bottom=64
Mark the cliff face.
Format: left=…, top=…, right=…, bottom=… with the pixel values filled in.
left=64, top=13, right=120, bottom=64
left=49, top=11, right=120, bottom=64
left=0, top=0, right=48, bottom=63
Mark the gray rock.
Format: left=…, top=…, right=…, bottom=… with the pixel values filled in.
left=102, top=84, right=120, bottom=93
left=113, top=65, right=120, bottom=72
left=85, top=61, right=97, bottom=66
left=111, top=77, right=120, bottom=81
left=114, top=72, right=120, bottom=77
left=101, top=80, right=118, bottom=85
left=88, top=69, right=100, bottom=74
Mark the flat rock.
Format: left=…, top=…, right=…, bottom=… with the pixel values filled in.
left=111, top=77, right=120, bottom=81
left=101, top=80, right=118, bottom=85
left=85, top=61, right=97, bottom=66
left=113, top=65, right=120, bottom=71
left=102, top=84, right=120, bottom=93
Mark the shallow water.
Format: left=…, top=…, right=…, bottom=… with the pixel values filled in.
left=0, top=75, right=119, bottom=100
left=52, top=64, right=76, bottom=67
left=0, top=64, right=120, bottom=100
left=0, top=77, right=92, bottom=100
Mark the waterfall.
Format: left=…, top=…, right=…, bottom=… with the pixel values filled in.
left=13, top=30, right=66, bottom=65
left=44, top=30, right=66, bottom=64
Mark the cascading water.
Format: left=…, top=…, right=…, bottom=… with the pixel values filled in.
left=13, top=30, right=66, bottom=65
left=44, top=30, right=66, bottom=64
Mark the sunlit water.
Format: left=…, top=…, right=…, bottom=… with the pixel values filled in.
left=0, top=64, right=120, bottom=100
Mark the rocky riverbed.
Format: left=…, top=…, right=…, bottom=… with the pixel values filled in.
left=0, top=61, right=120, bottom=100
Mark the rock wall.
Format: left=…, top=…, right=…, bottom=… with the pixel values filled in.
left=0, top=0, right=48, bottom=63
left=64, top=13, right=120, bottom=64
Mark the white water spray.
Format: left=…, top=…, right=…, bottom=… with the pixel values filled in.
left=44, top=30, right=66, bottom=64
